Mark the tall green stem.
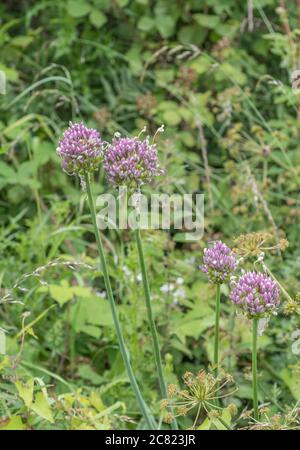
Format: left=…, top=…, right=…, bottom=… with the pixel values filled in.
left=84, top=174, right=155, bottom=429
left=213, top=284, right=221, bottom=376
left=135, top=227, right=177, bottom=430
left=252, top=317, right=259, bottom=421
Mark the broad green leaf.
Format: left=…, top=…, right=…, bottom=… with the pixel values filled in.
left=89, top=391, right=106, bottom=412
left=0, top=416, right=25, bottom=430
left=90, top=10, right=107, bottom=28
left=49, top=283, right=74, bottom=306
left=138, top=16, right=155, bottom=32
left=10, top=36, right=33, bottom=48
left=0, top=64, right=19, bottom=82
left=194, top=14, right=220, bottom=29
left=178, top=25, right=206, bottom=45
left=197, top=417, right=211, bottom=430
left=77, top=364, right=103, bottom=385
left=116, top=0, right=129, bottom=6
left=156, top=16, right=176, bottom=39
left=188, top=55, right=212, bottom=75
left=280, top=368, right=300, bottom=400
left=67, top=0, right=91, bottom=18
left=31, top=392, right=54, bottom=423
left=0, top=161, right=15, bottom=178
left=162, top=110, right=182, bottom=126
left=15, top=378, right=34, bottom=408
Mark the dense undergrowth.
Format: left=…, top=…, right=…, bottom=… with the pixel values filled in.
left=0, top=0, right=299, bottom=430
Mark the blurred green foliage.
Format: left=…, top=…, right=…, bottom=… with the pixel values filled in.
left=0, top=0, right=299, bottom=429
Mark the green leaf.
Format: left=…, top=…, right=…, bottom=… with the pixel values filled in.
left=194, top=14, right=220, bottom=29
left=280, top=368, right=300, bottom=400
left=0, top=161, right=15, bottom=178
left=178, top=25, right=206, bottom=45
left=77, top=364, right=103, bottom=384
left=0, top=64, right=19, bottom=82
left=162, top=110, right=182, bottom=126
left=188, top=55, right=212, bottom=75
left=49, top=283, right=74, bottom=306
left=116, top=0, right=129, bottom=6
left=10, top=36, right=33, bottom=48
left=83, top=297, right=113, bottom=327
left=215, top=62, right=247, bottom=85
left=156, top=16, right=176, bottom=39
left=89, top=10, right=107, bottom=28
left=31, top=392, right=54, bottom=423
left=197, top=417, right=211, bottom=430
left=138, top=16, right=155, bottom=32
left=0, top=416, right=25, bottom=430
left=15, top=378, right=34, bottom=408
left=67, top=0, right=91, bottom=18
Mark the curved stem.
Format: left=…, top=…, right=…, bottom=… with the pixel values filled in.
left=84, top=174, right=155, bottom=429
left=135, top=227, right=177, bottom=430
left=252, top=318, right=259, bottom=421
left=214, top=284, right=221, bottom=376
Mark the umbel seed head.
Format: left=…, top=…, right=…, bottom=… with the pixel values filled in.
left=229, top=271, right=280, bottom=319
left=103, top=136, right=163, bottom=189
left=201, top=240, right=237, bottom=284
left=57, top=122, right=104, bottom=176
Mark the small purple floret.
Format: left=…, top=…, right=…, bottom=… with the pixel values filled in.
left=103, top=136, right=162, bottom=188
left=201, top=240, right=237, bottom=284
left=229, top=271, right=280, bottom=318
left=57, top=122, right=103, bottom=175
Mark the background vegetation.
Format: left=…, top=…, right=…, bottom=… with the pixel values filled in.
left=0, top=0, right=299, bottom=429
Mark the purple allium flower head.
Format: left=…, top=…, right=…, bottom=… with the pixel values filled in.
left=201, top=240, right=237, bottom=284
left=103, top=136, right=162, bottom=188
left=229, top=271, right=280, bottom=318
left=57, top=122, right=103, bottom=175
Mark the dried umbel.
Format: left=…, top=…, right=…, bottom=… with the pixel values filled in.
left=246, top=404, right=300, bottom=430
left=230, top=271, right=280, bottom=319
left=233, top=232, right=288, bottom=258
left=201, top=240, right=237, bottom=284
left=160, top=370, right=236, bottom=429
left=57, top=122, right=104, bottom=176
left=103, top=136, right=162, bottom=188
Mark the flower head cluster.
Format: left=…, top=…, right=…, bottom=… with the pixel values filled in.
left=233, top=232, right=289, bottom=258
left=57, top=122, right=104, bottom=175
left=160, top=370, right=236, bottom=429
left=230, top=271, right=280, bottom=318
left=103, top=136, right=162, bottom=188
left=201, top=240, right=237, bottom=284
